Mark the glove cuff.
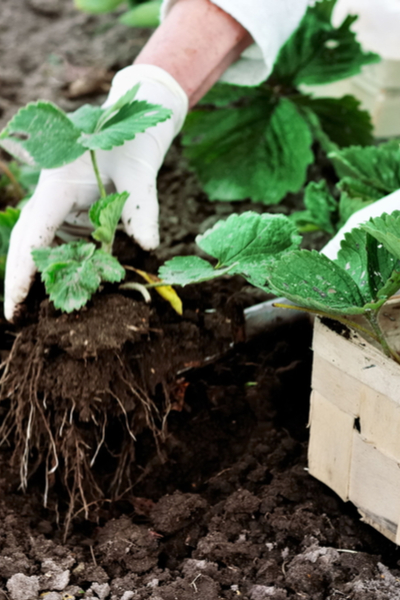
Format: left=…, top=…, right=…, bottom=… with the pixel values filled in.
left=103, top=64, right=189, bottom=135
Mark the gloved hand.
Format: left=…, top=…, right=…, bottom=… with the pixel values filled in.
left=321, top=188, right=400, bottom=259
left=4, top=64, right=188, bottom=322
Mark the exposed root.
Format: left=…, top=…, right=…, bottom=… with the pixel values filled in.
left=0, top=322, right=163, bottom=534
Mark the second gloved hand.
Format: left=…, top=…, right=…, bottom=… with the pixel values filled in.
left=4, top=64, right=188, bottom=322
left=321, top=188, right=400, bottom=260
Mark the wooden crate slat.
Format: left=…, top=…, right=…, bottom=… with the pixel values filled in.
left=308, top=390, right=353, bottom=502
left=349, top=432, right=400, bottom=538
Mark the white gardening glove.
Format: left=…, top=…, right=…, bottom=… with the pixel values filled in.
left=4, top=64, right=188, bottom=322
left=321, top=188, right=400, bottom=259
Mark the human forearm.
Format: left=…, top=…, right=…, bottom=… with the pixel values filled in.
left=134, top=0, right=253, bottom=107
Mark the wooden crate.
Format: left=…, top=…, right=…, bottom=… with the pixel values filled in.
left=308, top=302, right=400, bottom=543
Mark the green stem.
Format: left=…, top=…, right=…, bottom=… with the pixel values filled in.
left=365, top=310, right=400, bottom=364
left=90, top=150, right=107, bottom=199
left=273, top=303, right=381, bottom=345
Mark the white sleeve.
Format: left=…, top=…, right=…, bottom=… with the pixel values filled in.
left=160, top=0, right=309, bottom=86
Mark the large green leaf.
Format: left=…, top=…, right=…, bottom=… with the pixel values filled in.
left=331, top=141, right=400, bottom=197
left=0, top=102, right=85, bottom=169
left=290, top=180, right=337, bottom=234
left=159, top=212, right=301, bottom=288
left=267, top=250, right=367, bottom=316
left=32, top=241, right=125, bottom=312
left=273, top=8, right=379, bottom=87
left=183, top=97, right=313, bottom=204
left=79, top=100, right=172, bottom=151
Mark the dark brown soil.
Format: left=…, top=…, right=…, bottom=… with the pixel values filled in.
left=1, top=2, right=400, bottom=600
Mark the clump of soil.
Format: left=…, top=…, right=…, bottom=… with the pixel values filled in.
left=0, top=281, right=240, bottom=529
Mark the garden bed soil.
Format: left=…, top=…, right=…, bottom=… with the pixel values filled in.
left=1, top=2, right=400, bottom=599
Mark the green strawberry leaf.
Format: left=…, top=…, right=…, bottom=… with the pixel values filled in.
left=330, top=141, right=400, bottom=197
left=0, top=102, right=85, bottom=169
left=89, top=192, right=129, bottom=245
left=183, top=97, right=313, bottom=204
left=267, top=250, right=367, bottom=316
left=360, top=211, right=400, bottom=262
left=96, top=84, right=140, bottom=131
left=159, top=213, right=301, bottom=288
left=291, top=180, right=337, bottom=234
left=335, top=227, right=399, bottom=304
left=78, top=100, right=172, bottom=151
left=68, top=105, right=103, bottom=134
left=273, top=8, right=379, bottom=87
left=197, top=212, right=301, bottom=286
left=32, top=241, right=125, bottom=312
left=158, top=256, right=233, bottom=286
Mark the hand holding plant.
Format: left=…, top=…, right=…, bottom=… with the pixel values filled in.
left=1, top=65, right=188, bottom=321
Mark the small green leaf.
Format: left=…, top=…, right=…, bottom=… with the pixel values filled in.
left=335, top=227, right=398, bottom=304
left=330, top=141, right=400, bottom=197
left=68, top=105, right=103, bottom=134
left=0, top=102, right=85, bottom=168
left=183, top=97, right=313, bottom=204
left=79, top=100, right=172, bottom=151
left=0, top=207, right=20, bottom=279
left=32, top=241, right=125, bottom=312
left=291, top=180, right=337, bottom=234
left=119, top=0, right=162, bottom=27
left=268, top=250, right=367, bottom=316
left=96, top=84, right=140, bottom=131
left=338, top=191, right=374, bottom=228
left=360, top=211, right=400, bottom=262
left=158, top=256, right=232, bottom=286
left=89, top=192, right=129, bottom=245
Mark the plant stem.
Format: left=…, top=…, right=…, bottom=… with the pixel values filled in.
left=90, top=150, right=107, bottom=199
left=273, top=303, right=382, bottom=344
left=365, top=310, right=400, bottom=364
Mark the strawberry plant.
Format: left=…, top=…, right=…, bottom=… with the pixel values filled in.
left=182, top=0, right=379, bottom=205
left=290, top=139, right=400, bottom=235
left=159, top=210, right=400, bottom=363
left=0, top=85, right=172, bottom=312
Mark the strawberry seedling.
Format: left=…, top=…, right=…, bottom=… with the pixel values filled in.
left=0, top=85, right=172, bottom=312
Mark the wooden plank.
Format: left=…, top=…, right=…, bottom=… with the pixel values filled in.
left=349, top=432, right=400, bottom=538
left=311, top=353, right=361, bottom=416
left=359, top=387, right=400, bottom=462
left=313, top=319, right=400, bottom=402
left=308, top=390, right=353, bottom=501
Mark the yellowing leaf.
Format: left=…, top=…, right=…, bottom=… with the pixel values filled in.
left=134, top=268, right=183, bottom=315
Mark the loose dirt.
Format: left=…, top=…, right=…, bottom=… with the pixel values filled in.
left=1, top=2, right=400, bottom=599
